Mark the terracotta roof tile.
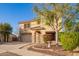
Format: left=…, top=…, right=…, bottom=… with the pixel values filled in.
left=19, top=19, right=37, bottom=24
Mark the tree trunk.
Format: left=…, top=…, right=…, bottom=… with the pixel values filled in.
left=4, top=34, right=6, bottom=42
left=55, top=16, right=59, bottom=46
left=1, top=34, right=3, bottom=44
left=6, top=34, right=9, bottom=42
left=6, top=34, right=8, bottom=42
left=55, top=31, right=58, bottom=46
left=6, top=34, right=7, bottom=42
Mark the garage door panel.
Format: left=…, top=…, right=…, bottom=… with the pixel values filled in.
left=21, top=34, right=32, bottom=42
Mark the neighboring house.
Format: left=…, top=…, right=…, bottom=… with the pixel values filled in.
left=0, top=33, right=18, bottom=43
left=19, top=17, right=62, bottom=43
left=9, top=34, right=18, bottom=41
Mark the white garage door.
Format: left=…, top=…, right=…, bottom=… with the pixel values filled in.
left=21, top=33, right=32, bottom=42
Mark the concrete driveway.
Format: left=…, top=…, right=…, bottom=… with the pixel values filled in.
left=0, top=42, right=50, bottom=56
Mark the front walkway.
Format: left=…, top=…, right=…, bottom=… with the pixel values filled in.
left=0, top=42, right=50, bottom=56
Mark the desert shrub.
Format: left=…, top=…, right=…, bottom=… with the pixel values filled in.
left=43, top=34, right=53, bottom=44
left=59, top=32, right=79, bottom=51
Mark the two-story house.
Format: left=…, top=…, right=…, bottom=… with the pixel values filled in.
left=19, top=17, right=62, bottom=43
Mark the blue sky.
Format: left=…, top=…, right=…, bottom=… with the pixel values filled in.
left=0, top=3, right=36, bottom=33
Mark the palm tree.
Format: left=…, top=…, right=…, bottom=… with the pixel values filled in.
left=0, top=23, right=12, bottom=42
left=33, top=3, right=76, bottom=45
left=0, top=23, right=4, bottom=43
left=3, top=23, right=12, bottom=42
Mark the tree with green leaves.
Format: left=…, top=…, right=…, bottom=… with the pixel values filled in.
left=73, top=4, right=79, bottom=32
left=59, top=32, right=79, bottom=55
left=3, top=23, right=12, bottom=42
left=0, top=23, right=4, bottom=43
left=33, top=3, right=75, bottom=45
left=0, top=23, right=12, bottom=42
left=74, top=22, right=79, bottom=32
left=64, top=19, right=74, bottom=31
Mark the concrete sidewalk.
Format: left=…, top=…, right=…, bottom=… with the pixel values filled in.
left=0, top=42, right=50, bottom=56
left=9, top=49, right=50, bottom=56
left=0, top=49, right=7, bottom=54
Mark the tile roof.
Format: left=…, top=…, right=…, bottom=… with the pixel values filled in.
left=19, top=19, right=37, bottom=24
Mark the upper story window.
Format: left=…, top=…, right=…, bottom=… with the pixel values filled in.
left=24, top=23, right=30, bottom=29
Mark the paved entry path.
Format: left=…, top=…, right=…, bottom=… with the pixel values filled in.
left=0, top=42, right=50, bottom=56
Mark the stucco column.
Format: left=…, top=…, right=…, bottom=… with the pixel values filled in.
left=36, top=32, right=40, bottom=44
left=32, top=31, right=36, bottom=43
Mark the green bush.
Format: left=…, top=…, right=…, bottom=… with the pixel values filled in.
left=59, top=32, right=79, bottom=51
left=43, top=34, right=53, bottom=44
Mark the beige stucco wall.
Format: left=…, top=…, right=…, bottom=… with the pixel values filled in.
left=19, top=15, right=62, bottom=32
left=31, top=31, right=35, bottom=43
left=19, top=21, right=39, bottom=30
left=30, top=21, right=40, bottom=27
left=19, top=24, right=24, bottom=29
